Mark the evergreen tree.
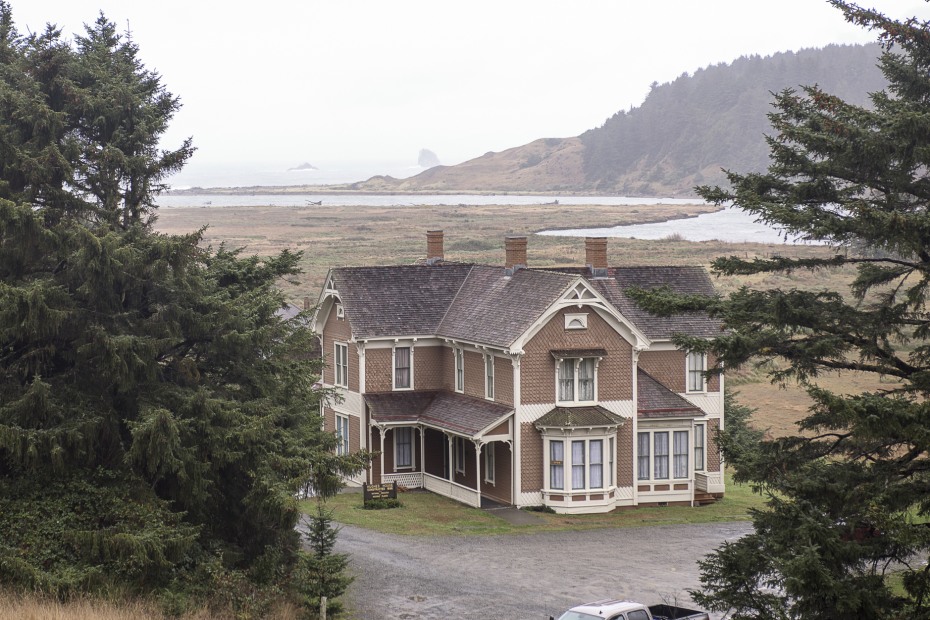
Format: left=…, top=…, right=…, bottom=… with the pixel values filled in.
left=631, top=2, right=930, bottom=617
left=300, top=503, right=353, bottom=616
left=0, top=4, right=365, bottom=613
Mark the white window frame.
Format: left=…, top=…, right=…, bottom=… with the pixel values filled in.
left=687, top=351, right=707, bottom=393
left=638, top=428, right=694, bottom=482
left=484, top=443, right=495, bottom=484
left=334, top=342, right=348, bottom=388
left=694, top=423, right=705, bottom=471
left=673, top=430, right=689, bottom=479
left=543, top=434, right=614, bottom=494
left=393, top=345, right=413, bottom=390
left=555, top=357, right=598, bottom=405
left=454, top=436, right=466, bottom=473
left=395, top=427, right=413, bottom=469
left=454, top=347, right=465, bottom=393
left=335, top=413, right=350, bottom=456
left=484, top=354, right=494, bottom=400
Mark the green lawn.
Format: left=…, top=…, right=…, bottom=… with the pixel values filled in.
left=302, top=471, right=763, bottom=536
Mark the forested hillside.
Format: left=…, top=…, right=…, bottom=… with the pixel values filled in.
left=359, top=43, right=886, bottom=196
left=580, top=43, right=886, bottom=194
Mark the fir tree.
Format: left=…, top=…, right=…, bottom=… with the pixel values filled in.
left=0, top=3, right=365, bottom=613
left=631, top=2, right=930, bottom=617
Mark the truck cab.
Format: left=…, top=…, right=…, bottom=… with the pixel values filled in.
left=554, top=599, right=709, bottom=620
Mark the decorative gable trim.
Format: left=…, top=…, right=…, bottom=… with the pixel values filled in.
left=509, top=277, right=650, bottom=354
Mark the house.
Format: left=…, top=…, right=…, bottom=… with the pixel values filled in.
left=312, top=231, right=724, bottom=513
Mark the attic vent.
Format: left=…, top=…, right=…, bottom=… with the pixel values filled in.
left=336, top=303, right=345, bottom=318
left=565, top=313, right=588, bottom=330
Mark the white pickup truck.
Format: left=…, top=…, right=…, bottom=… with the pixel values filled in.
left=553, top=599, right=709, bottom=620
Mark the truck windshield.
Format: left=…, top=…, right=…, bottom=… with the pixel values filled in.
left=557, top=613, right=603, bottom=620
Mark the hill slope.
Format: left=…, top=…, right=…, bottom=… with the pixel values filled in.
left=353, top=44, right=886, bottom=196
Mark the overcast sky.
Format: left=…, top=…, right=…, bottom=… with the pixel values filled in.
left=12, top=1, right=930, bottom=168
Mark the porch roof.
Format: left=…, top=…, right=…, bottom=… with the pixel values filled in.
left=365, top=391, right=513, bottom=437
left=637, top=369, right=703, bottom=418
left=534, top=405, right=625, bottom=429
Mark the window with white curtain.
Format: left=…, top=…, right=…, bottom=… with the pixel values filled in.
left=589, top=440, right=603, bottom=489
left=484, top=443, right=495, bottom=484
left=395, top=427, right=412, bottom=468
left=454, top=348, right=464, bottom=392
left=394, top=346, right=411, bottom=389
left=571, top=441, right=585, bottom=489
left=654, top=432, right=669, bottom=480
left=673, top=430, right=689, bottom=478
left=550, top=441, right=564, bottom=490
left=336, top=414, right=349, bottom=455
left=557, top=357, right=598, bottom=404
left=637, top=432, right=650, bottom=480
left=608, top=437, right=614, bottom=487
left=694, top=424, right=705, bottom=471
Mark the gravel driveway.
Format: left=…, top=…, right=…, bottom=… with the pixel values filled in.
left=310, top=519, right=752, bottom=619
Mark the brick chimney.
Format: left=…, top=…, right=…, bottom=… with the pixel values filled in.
left=585, top=237, right=608, bottom=270
left=426, top=229, right=444, bottom=264
left=505, top=235, right=528, bottom=273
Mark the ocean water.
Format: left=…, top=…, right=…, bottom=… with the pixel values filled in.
left=164, top=159, right=422, bottom=190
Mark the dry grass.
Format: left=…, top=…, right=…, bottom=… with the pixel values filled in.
left=0, top=590, right=301, bottom=620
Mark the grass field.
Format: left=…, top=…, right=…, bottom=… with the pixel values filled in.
left=300, top=470, right=762, bottom=537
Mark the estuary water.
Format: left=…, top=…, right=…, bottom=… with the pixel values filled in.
left=538, top=206, right=825, bottom=245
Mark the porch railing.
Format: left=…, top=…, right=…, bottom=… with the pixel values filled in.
left=383, top=472, right=424, bottom=489
left=695, top=471, right=724, bottom=493
left=423, top=473, right=481, bottom=508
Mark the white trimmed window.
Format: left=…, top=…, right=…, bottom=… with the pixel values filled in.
left=485, top=354, right=494, bottom=400
left=484, top=443, right=495, bottom=484
left=694, top=423, right=705, bottom=471
left=454, top=436, right=466, bottom=473
left=557, top=357, right=597, bottom=404
left=673, top=430, right=689, bottom=478
left=394, top=346, right=412, bottom=389
left=639, top=429, right=692, bottom=481
left=637, top=432, right=650, bottom=480
left=545, top=436, right=612, bottom=493
left=687, top=351, right=706, bottom=393
left=454, top=348, right=464, bottom=392
left=335, top=414, right=350, bottom=456
left=334, top=342, right=348, bottom=388
left=550, top=440, right=564, bottom=490
left=395, top=427, right=412, bottom=469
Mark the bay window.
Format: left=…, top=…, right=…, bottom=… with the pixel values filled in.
left=571, top=441, right=585, bottom=489
left=654, top=432, right=669, bottom=479
left=637, top=432, right=650, bottom=480
left=639, top=428, right=696, bottom=482
left=550, top=441, right=565, bottom=490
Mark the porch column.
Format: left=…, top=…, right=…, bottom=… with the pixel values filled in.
left=419, top=427, right=425, bottom=474
left=474, top=440, right=482, bottom=505
left=379, top=426, right=386, bottom=482
left=447, top=433, right=454, bottom=481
